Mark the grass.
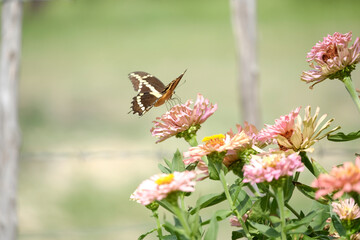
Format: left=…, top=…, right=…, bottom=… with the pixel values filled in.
left=15, top=0, right=360, bottom=239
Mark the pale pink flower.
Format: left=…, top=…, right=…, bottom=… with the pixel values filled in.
left=183, top=132, right=250, bottom=165
left=229, top=214, right=248, bottom=227
left=151, top=94, right=217, bottom=143
left=257, top=107, right=301, bottom=144
left=312, top=157, right=360, bottom=199
left=227, top=122, right=267, bottom=148
left=130, top=171, right=196, bottom=205
left=352, top=233, right=360, bottom=240
left=301, top=32, right=360, bottom=88
left=243, top=151, right=304, bottom=184
left=332, top=198, right=360, bottom=220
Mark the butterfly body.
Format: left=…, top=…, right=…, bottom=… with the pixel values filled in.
left=128, top=70, right=186, bottom=116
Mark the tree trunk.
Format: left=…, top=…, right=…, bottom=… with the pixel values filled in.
left=230, top=0, right=261, bottom=127
left=0, top=1, right=23, bottom=239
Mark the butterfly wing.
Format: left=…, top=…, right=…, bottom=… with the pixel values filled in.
left=128, top=72, right=166, bottom=94
left=128, top=71, right=166, bottom=116
left=129, top=92, right=159, bottom=116
left=153, top=70, right=186, bottom=107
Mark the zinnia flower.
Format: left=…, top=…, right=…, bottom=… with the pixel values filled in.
left=312, top=156, right=360, bottom=199
left=243, top=151, right=304, bottom=184
left=276, top=106, right=340, bottom=152
left=227, top=122, right=267, bottom=149
left=332, top=198, right=360, bottom=220
left=151, top=94, right=217, bottom=143
left=301, top=32, right=360, bottom=88
left=130, top=171, right=196, bottom=205
left=257, top=107, right=301, bottom=144
left=257, top=106, right=339, bottom=152
left=183, top=132, right=250, bottom=165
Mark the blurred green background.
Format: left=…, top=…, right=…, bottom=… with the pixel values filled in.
left=15, top=0, right=360, bottom=239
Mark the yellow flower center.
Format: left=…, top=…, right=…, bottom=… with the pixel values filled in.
left=263, top=154, right=281, bottom=168
left=155, top=174, right=174, bottom=185
left=202, top=134, right=225, bottom=147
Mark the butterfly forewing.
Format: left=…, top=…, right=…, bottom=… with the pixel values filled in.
left=129, top=72, right=166, bottom=94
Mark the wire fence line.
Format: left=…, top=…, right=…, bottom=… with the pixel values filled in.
left=19, top=146, right=359, bottom=162
left=20, top=149, right=171, bottom=162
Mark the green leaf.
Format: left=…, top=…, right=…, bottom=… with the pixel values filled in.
left=138, top=228, right=156, bottom=240
left=201, top=210, right=232, bottom=226
left=163, top=221, right=187, bottom=239
left=285, top=210, right=318, bottom=233
left=300, top=152, right=328, bottom=178
left=330, top=210, right=346, bottom=237
left=248, top=221, right=281, bottom=238
left=294, top=181, right=329, bottom=204
left=229, top=187, right=252, bottom=216
left=188, top=207, right=202, bottom=238
left=311, top=158, right=328, bottom=177
left=309, top=201, right=330, bottom=231
left=164, top=158, right=172, bottom=169
left=327, top=130, right=360, bottom=142
left=162, top=235, right=178, bottom=240
left=300, top=151, right=316, bottom=177
left=207, top=160, right=221, bottom=180
left=157, top=200, right=175, bottom=214
left=250, top=196, right=271, bottom=221
left=192, top=193, right=226, bottom=214
left=171, top=149, right=185, bottom=172
left=204, top=213, right=219, bottom=240
left=158, top=163, right=171, bottom=174
left=284, top=175, right=295, bottom=202
left=231, top=230, right=245, bottom=240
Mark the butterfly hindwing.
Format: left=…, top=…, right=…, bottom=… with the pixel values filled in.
left=129, top=92, right=159, bottom=116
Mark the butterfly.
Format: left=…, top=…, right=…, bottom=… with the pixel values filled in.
left=128, top=70, right=186, bottom=116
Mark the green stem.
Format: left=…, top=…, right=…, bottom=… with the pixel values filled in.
left=185, top=134, right=198, bottom=147
left=342, top=75, right=360, bottom=113
left=219, top=170, right=252, bottom=239
left=247, top=183, right=260, bottom=197
left=152, top=209, right=163, bottom=239
left=173, top=205, right=192, bottom=239
left=273, top=185, right=286, bottom=240
left=285, top=202, right=301, bottom=219
left=180, top=193, right=186, bottom=212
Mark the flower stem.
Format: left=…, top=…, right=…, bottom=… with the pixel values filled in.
left=173, top=205, right=192, bottom=239
left=185, top=134, right=198, bottom=147
left=247, top=183, right=260, bottom=197
left=285, top=202, right=301, bottom=219
left=219, top=170, right=252, bottom=239
left=342, top=75, right=360, bottom=113
left=273, top=185, right=287, bottom=240
left=152, top=209, right=163, bottom=239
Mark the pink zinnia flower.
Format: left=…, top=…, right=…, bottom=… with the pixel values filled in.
left=257, top=107, right=301, bottom=144
left=130, top=171, right=196, bottom=205
left=227, top=122, right=267, bottom=149
left=183, top=132, right=250, bottom=165
left=151, top=94, right=217, bottom=143
left=301, top=32, right=360, bottom=88
left=332, top=198, right=360, bottom=220
left=312, top=157, right=360, bottom=199
left=243, top=151, right=304, bottom=184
